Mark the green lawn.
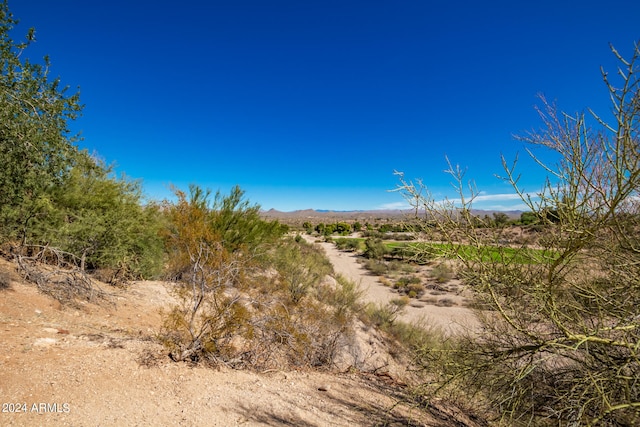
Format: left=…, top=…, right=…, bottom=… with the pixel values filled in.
left=386, top=241, right=557, bottom=264
left=331, top=236, right=556, bottom=264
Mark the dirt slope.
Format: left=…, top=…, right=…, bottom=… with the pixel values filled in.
left=0, top=258, right=482, bottom=426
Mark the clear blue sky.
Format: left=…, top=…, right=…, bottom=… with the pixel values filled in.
left=12, top=0, right=640, bottom=211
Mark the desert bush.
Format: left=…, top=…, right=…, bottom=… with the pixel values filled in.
left=363, top=237, right=388, bottom=260
left=38, top=155, right=165, bottom=279
left=161, top=243, right=251, bottom=364
left=245, top=264, right=360, bottom=370
left=364, top=302, right=403, bottom=329
left=272, top=237, right=332, bottom=303
left=319, top=274, right=364, bottom=319
left=401, top=282, right=424, bottom=299
left=0, top=271, right=11, bottom=290
left=250, top=296, right=354, bottom=368
left=363, top=259, right=388, bottom=276
left=302, top=221, right=313, bottom=234
left=389, top=320, right=449, bottom=357
left=335, top=222, right=351, bottom=235
left=161, top=192, right=357, bottom=370
left=334, top=237, right=361, bottom=252
left=160, top=187, right=253, bottom=363
left=394, top=275, right=423, bottom=298
left=388, top=260, right=415, bottom=273
left=394, top=43, right=640, bottom=425
left=430, top=263, right=454, bottom=284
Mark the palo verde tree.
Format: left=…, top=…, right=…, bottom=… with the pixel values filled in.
left=396, top=42, right=640, bottom=426
left=0, top=1, right=83, bottom=242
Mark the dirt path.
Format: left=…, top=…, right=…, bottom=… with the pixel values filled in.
left=304, top=236, right=479, bottom=334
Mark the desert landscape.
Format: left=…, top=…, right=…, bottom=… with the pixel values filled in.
left=3, top=2, right=639, bottom=425
left=0, top=248, right=483, bottom=427
left=302, top=234, right=478, bottom=332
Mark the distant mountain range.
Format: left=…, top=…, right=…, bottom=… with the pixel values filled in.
left=260, top=208, right=523, bottom=221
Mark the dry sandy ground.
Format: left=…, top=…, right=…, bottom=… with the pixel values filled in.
left=0, top=258, right=484, bottom=427
left=304, top=236, right=479, bottom=334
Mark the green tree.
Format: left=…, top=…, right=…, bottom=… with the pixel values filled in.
left=492, top=212, right=509, bottom=227
left=321, top=223, right=336, bottom=236
left=363, top=237, right=387, bottom=260
left=519, top=211, right=538, bottom=225
left=0, top=2, right=83, bottom=241
left=206, top=185, right=286, bottom=254
left=35, top=154, right=164, bottom=279
left=335, top=222, right=351, bottom=235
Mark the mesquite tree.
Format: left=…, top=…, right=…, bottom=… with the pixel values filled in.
left=0, top=1, right=82, bottom=241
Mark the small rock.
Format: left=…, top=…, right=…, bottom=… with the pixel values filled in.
left=317, top=384, right=330, bottom=392
left=33, top=338, right=57, bottom=347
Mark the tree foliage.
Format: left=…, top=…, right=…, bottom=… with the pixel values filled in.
left=40, top=155, right=164, bottom=279
left=209, top=185, right=281, bottom=253
left=0, top=1, right=83, bottom=241
left=363, top=237, right=388, bottom=260
left=160, top=186, right=358, bottom=369
left=161, top=185, right=289, bottom=363
left=0, top=3, right=164, bottom=283
left=396, top=42, right=640, bottom=426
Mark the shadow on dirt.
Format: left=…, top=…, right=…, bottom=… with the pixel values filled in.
left=235, top=373, right=487, bottom=427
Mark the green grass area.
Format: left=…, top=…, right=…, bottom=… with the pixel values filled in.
left=331, top=236, right=556, bottom=264
left=386, top=241, right=557, bottom=264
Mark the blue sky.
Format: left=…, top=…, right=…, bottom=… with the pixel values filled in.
left=12, top=1, right=640, bottom=211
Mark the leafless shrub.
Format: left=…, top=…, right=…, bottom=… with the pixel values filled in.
left=13, top=244, right=111, bottom=305
left=394, top=42, right=640, bottom=425
left=161, top=241, right=250, bottom=364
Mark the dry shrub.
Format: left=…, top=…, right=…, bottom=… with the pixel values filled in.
left=160, top=198, right=360, bottom=370
left=242, top=261, right=362, bottom=370
left=430, top=262, right=454, bottom=283
left=0, top=271, right=10, bottom=290
left=13, top=245, right=111, bottom=306
left=364, top=259, right=388, bottom=276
